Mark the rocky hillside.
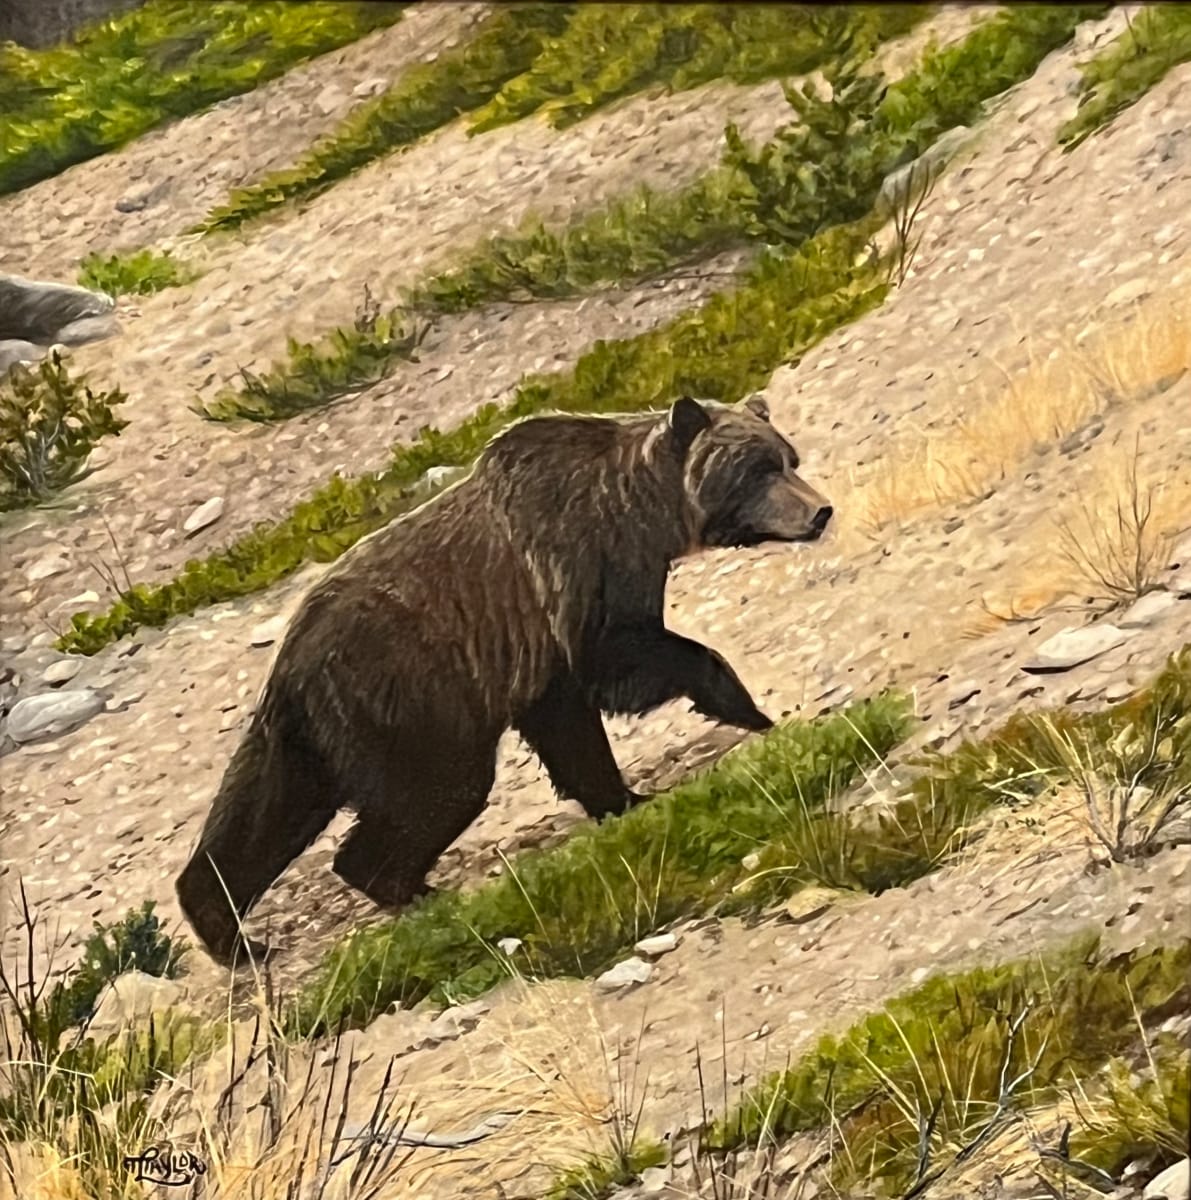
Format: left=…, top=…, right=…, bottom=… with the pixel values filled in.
left=0, top=4, right=1188, bottom=1199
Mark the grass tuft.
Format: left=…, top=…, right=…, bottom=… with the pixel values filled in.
left=1059, top=3, right=1191, bottom=152
left=77, top=246, right=196, bottom=297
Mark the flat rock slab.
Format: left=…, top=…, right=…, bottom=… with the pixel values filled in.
left=1022, top=623, right=1134, bottom=674
left=5, top=688, right=105, bottom=743
left=0, top=272, right=114, bottom=343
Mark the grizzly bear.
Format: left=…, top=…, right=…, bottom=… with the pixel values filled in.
left=176, top=395, right=833, bottom=965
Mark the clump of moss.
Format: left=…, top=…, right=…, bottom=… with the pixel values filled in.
left=78, top=247, right=196, bottom=297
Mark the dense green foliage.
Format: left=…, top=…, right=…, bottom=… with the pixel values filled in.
left=77, top=247, right=195, bottom=296
left=1059, top=3, right=1191, bottom=150
left=291, top=694, right=913, bottom=1035
left=710, top=936, right=1191, bottom=1195
left=0, top=1, right=406, bottom=197
left=195, top=3, right=576, bottom=234
left=0, top=351, right=128, bottom=511
left=468, top=3, right=929, bottom=133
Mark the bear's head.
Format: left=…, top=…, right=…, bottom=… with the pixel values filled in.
left=669, top=394, right=833, bottom=549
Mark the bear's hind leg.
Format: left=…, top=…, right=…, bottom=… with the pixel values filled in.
left=332, top=738, right=498, bottom=910
left=516, top=674, right=643, bottom=821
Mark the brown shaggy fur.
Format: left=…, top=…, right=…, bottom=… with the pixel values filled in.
left=176, top=396, right=832, bottom=965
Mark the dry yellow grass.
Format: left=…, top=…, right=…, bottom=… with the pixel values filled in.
left=843, top=295, right=1190, bottom=537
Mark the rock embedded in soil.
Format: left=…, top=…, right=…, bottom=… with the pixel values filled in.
left=1145, top=1158, right=1190, bottom=1200
left=595, top=956, right=653, bottom=992
left=634, top=933, right=679, bottom=958
left=1022, top=623, right=1134, bottom=673
left=5, top=689, right=105, bottom=743
left=1119, top=589, right=1179, bottom=628
left=183, top=496, right=225, bottom=535
left=0, top=272, right=115, bottom=343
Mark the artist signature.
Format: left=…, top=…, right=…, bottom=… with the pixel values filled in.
left=123, top=1145, right=208, bottom=1187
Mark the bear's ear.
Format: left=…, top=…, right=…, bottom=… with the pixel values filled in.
left=743, top=393, right=770, bottom=422
left=668, top=395, right=712, bottom=451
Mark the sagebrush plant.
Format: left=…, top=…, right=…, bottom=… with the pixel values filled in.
left=199, top=286, right=428, bottom=422
left=291, top=694, right=913, bottom=1035
left=0, top=350, right=128, bottom=511
left=708, top=936, right=1191, bottom=1197
left=0, top=1, right=407, bottom=196
left=78, top=247, right=196, bottom=297
left=1059, top=2, right=1191, bottom=151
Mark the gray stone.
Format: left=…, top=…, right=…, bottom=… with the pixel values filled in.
left=183, top=496, right=225, bottom=535
left=877, top=125, right=973, bottom=218
left=88, top=971, right=192, bottom=1038
left=5, top=689, right=105, bottom=743
left=1145, top=1159, right=1189, bottom=1200
left=0, top=338, right=44, bottom=373
left=54, top=314, right=121, bottom=345
left=26, top=551, right=70, bottom=582
left=634, top=933, right=678, bottom=959
left=249, top=615, right=287, bottom=647
left=0, top=273, right=114, bottom=342
left=43, top=658, right=82, bottom=686
left=1023, top=624, right=1134, bottom=674
left=1119, top=590, right=1179, bottom=627
left=595, top=956, right=653, bottom=992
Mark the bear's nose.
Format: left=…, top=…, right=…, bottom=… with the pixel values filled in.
left=811, top=505, right=833, bottom=532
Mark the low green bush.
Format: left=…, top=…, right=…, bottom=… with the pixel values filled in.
left=195, top=3, right=576, bottom=235
left=0, top=1, right=407, bottom=197
left=290, top=693, right=913, bottom=1035
left=0, top=351, right=128, bottom=512
left=709, top=935, right=1191, bottom=1197
left=199, top=290, right=427, bottom=422
left=77, top=247, right=196, bottom=296
left=1059, top=3, right=1191, bottom=151
left=467, top=3, right=929, bottom=133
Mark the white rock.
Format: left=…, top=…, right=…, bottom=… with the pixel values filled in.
left=313, top=83, right=347, bottom=116
left=6, top=689, right=105, bottom=743
left=1104, top=277, right=1150, bottom=308
left=640, top=1165, right=673, bottom=1192
left=1145, top=1159, right=1190, bottom=1200
left=594, top=956, right=653, bottom=992
left=496, top=937, right=523, bottom=956
left=353, top=77, right=389, bottom=98
left=1120, top=590, right=1179, bottom=627
left=1022, top=624, right=1133, bottom=673
left=634, top=933, right=678, bottom=959
left=27, top=551, right=70, bottom=582
left=43, top=658, right=82, bottom=685
left=1166, top=569, right=1191, bottom=598
left=183, top=496, right=224, bottom=534
left=741, top=851, right=761, bottom=871
left=88, top=971, right=191, bottom=1037
left=249, top=615, right=287, bottom=648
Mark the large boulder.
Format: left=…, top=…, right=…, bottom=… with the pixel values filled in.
left=0, top=273, right=117, bottom=344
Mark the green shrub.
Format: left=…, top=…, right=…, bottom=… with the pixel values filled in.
left=290, top=694, right=913, bottom=1035
left=199, top=289, right=427, bottom=422
left=0, top=351, right=128, bottom=511
left=195, top=3, right=576, bottom=234
left=708, top=936, right=1191, bottom=1197
left=1059, top=3, right=1191, bottom=151
left=0, top=1, right=407, bottom=197
left=77, top=247, right=196, bottom=296
left=467, top=3, right=929, bottom=133
left=56, top=901, right=189, bottom=1026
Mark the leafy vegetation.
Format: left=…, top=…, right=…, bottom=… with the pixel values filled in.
left=77, top=246, right=196, bottom=296
left=291, top=694, right=913, bottom=1035
left=199, top=287, right=427, bottom=421
left=194, top=3, right=576, bottom=234
left=0, top=351, right=128, bottom=512
left=467, top=3, right=929, bottom=133
left=0, top=1, right=407, bottom=197
left=1060, top=3, right=1191, bottom=151
left=548, top=1142, right=668, bottom=1200
left=707, top=936, right=1191, bottom=1196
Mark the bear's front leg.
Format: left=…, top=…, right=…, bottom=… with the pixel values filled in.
left=590, top=625, right=773, bottom=732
